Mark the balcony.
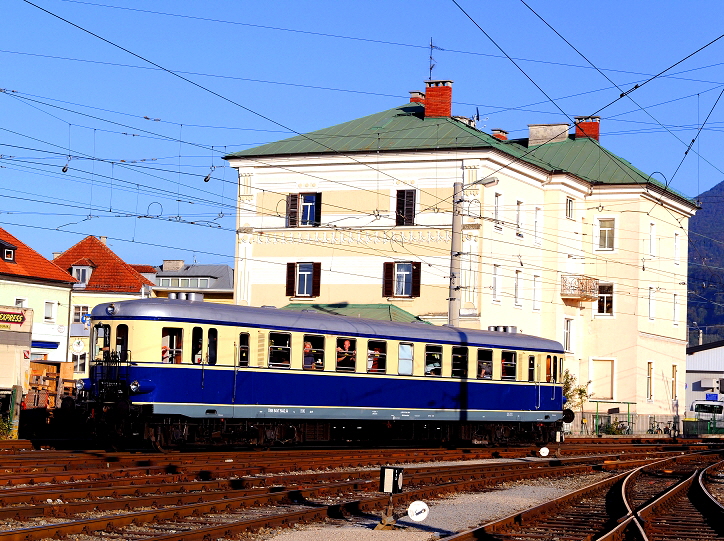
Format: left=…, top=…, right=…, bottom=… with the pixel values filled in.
left=561, top=274, right=599, bottom=301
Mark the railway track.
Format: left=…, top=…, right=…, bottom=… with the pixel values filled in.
left=446, top=451, right=724, bottom=540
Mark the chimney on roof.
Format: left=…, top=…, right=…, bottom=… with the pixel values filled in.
left=574, top=116, right=600, bottom=141
left=99, top=236, right=107, bottom=245
left=528, top=123, right=570, bottom=146
left=492, top=129, right=508, bottom=141
left=162, top=260, right=185, bottom=272
left=409, top=90, right=425, bottom=104
left=52, top=252, right=62, bottom=260
left=424, top=80, right=453, bottom=118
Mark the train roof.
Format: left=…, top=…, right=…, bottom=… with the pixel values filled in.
left=91, top=298, right=564, bottom=353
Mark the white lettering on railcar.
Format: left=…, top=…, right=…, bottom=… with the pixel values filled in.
left=267, top=408, right=289, bottom=413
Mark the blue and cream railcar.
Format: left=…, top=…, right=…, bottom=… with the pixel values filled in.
left=81, top=297, right=568, bottom=445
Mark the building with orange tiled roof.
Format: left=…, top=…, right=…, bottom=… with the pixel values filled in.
left=53, top=235, right=154, bottom=376
left=0, top=228, right=76, bottom=410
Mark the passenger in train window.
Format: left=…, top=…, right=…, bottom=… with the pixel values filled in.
left=303, top=342, right=315, bottom=370
left=425, top=345, right=443, bottom=376
left=336, top=339, right=356, bottom=371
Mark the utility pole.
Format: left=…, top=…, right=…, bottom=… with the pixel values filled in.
left=448, top=181, right=463, bottom=327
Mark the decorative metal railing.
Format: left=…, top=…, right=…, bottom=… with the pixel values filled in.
left=561, top=274, right=599, bottom=301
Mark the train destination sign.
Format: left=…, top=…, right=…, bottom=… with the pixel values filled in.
left=0, top=312, right=25, bottom=325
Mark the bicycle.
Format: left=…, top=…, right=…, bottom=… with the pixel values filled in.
left=646, top=421, right=663, bottom=434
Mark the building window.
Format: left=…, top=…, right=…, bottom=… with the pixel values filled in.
left=492, top=264, right=501, bottom=301
left=383, top=261, right=421, bottom=298
left=73, top=266, right=90, bottom=284
left=649, top=222, right=656, bottom=256
left=286, top=262, right=321, bottom=297
left=596, top=218, right=615, bottom=250
left=73, top=305, right=89, bottom=323
left=514, top=270, right=521, bottom=306
left=532, top=274, right=540, bottom=311
left=396, top=190, right=416, bottom=226
left=15, top=298, right=27, bottom=308
left=565, top=197, right=574, bottom=219
left=673, top=293, right=679, bottom=326
left=563, top=318, right=573, bottom=352
left=494, top=193, right=502, bottom=231
left=534, top=207, right=541, bottom=245
left=671, top=365, right=678, bottom=400
left=3, top=248, right=15, bottom=262
left=516, top=200, right=523, bottom=236
left=647, top=361, right=653, bottom=400
left=44, top=301, right=55, bottom=323
left=597, top=284, right=613, bottom=315
left=286, top=192, right=321, bottom=227
left=674, top=232, right=680, bottom=265
left=72, top=352, right=87, bottom=373
left=648, top=287, right=656, bottom=320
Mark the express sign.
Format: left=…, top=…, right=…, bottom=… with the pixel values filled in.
left=0, top=312, right=26, bottom=325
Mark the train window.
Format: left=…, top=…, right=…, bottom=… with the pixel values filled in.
left=425, top=345, right=442, bottom=376
left=207, top=328, right=218, bottom=365
left=477, top=349, right=492, bottom=379
left=501, top=351, right=517, bottom=381
left=238, top=333, right=249, bottom=367
left=398, top=343, right=413, bottom=375
left=528, top=355, right=535, bottom=382
left=546, top=355, right=552, bottom=382
left=192, top=327, right=203, bottom=364
left=303, top=334, right=324, bottom=370
left=92, top=324, right=110, bottom=360
left=115, top=324, right=129, bottom=362
left=162, top=328, right=183, bottom=364
left=368, top=340, right=387, bottom=374
left=552, top=356, right=558, bottom=382
left=336, top=338, right=356, bottom=372
left=269, top=332, right=291, bottom=368
left=452, top=347, right=468, bottom=378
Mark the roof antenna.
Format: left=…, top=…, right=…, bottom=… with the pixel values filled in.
left=429, top=38, right=442, bottom=80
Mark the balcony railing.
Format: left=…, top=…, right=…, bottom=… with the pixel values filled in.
left=561, top=274, right=599, bottom=301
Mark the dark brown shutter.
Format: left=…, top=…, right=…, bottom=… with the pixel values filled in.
left=383, top=262, right=394, bottom=297
left=285, top=263, right=296, bottom=296
left=286, top=194, right=299, bottom=228
left=313, top=193, right=322, bottom=226
left=396, top=190, right=415, bottom=226
left=411, top=262, right=421, bottom=297
left=396, top=191, right=405, bottom=226
left=312, top=262, right=321, bottom=297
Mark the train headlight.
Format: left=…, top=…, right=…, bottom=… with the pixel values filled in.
left=129, top=379, right=155, bottom=394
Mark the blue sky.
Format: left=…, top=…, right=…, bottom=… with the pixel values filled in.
left=3, top=1, right=724, bottom=265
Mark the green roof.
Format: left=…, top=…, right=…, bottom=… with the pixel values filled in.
left=225, top=102, right=693, bottom=204
left=281, top=303, right=432, bottom=324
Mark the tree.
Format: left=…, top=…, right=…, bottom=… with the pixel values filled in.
left=562, top=369, right=590, bottom=415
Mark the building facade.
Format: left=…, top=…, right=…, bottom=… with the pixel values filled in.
left=225, top=81, right=697, bottom=431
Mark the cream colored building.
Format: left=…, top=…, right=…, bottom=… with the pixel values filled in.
left=225, top=81, right=697, bottom=432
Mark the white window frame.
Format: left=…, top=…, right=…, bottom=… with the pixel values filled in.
left=649, top=222, right=656, bottom=257
left=532, top=274, right=541, bottom=311
left=516, top=200, right=523, bottom=237
left=4, top=248, right=14, bottom=261
left=565, top=197, right=574, bottom=220
left=563, top=318, right=573, bottom=352
left=534, top=207, right=542, bottom=245
left=595, top=217, right=615, bottom=251
left=671, top=364, right=678, bottom=400
left=44, top=301, right=56, bottom=323
left=673, top=293, right=679, bottom=326
left=646, top=361, right=654, bottom=401
left=494, top=193, right=502, bottom=232
left=648, top=287, right=656, bottom=321
left=394, top=262, right=413, bottom=297
left=514, top=270, right=522, bottom=307
left=492, top=264, right=501, bottom=302
left=296, top=263, right=314, bottom=297
left=73, top=305, right=89, bottom=324
left=596, top=282, right=614, bottom=317
left=674, top=232, right=680, bottom=265
left=72, top=352, right=87, bottom=373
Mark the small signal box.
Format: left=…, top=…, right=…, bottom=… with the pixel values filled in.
left=379, top=466, right=404, bottom=494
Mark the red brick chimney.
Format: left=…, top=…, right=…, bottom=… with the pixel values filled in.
left=574, top=116, right=600, bottom=141
left=492, top=129, right=508, bottom=141
left=409, top=90, right=425, bottom=104
left=424, top=80, right=453, bottom=118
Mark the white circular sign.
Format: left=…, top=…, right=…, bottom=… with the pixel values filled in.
left=539, top=446, right=550, bottom=457
left=72, top=339, right=85, bottom=353
left=407, top=501, right=429, bottom=522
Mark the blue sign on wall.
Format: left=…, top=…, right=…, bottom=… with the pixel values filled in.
left=706, top=393, right=719, bottom=401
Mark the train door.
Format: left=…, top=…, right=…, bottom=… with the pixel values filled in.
left=200, top=327, right=232, bottom=410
